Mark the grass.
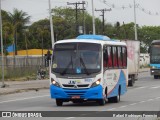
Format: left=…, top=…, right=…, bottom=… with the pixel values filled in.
left=0, top=66, right=42, bottom=81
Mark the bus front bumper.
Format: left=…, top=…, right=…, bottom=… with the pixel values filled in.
left=50, top=85, right=103, bottom=100
left=150, top=69, right=160, bottom=75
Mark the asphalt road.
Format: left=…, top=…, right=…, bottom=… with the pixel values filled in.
left=0, top=71, right=160, bottom=119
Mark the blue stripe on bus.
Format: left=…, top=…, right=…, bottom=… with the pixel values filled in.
left=150, top=64, right=160, bottom=68
left=107, top=70, right=127, bottom=98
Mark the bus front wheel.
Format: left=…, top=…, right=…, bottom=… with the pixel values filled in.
left=108, top=87, right=121, bottom=103
left=56, top=99, right=63, bottom=106
left=98, top=98, right=105, bottom=106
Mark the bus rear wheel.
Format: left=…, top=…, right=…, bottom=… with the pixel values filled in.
left=128, top=76, right=135, bottom=86
left=56, top=99, right=63, bottom=106
left=154, top=75, right=159, bottom=79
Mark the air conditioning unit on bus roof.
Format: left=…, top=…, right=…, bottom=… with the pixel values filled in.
left=76, top=34, right=113, bottom=41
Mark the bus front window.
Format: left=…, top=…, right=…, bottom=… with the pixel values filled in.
left=151, top=45, right=160, bottom=64
left=52, top=43, right=101, bottom=75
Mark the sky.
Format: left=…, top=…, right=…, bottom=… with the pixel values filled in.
left=2, top=0, right=160, bottom=26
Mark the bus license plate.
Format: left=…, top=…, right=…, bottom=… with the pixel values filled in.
left=71, top=96, right=80, bottom=99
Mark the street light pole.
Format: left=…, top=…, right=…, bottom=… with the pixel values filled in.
left=91, top=0, right=95, bottom=34
left=41, top=34, right=44, bottom=66
left=48, top=0, right=55, bottom=48
left=0, top=0, right=5, bottom=88
left=134, top=0, right=138, bottom=40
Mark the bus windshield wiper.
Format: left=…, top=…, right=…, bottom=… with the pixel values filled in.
left=80, top=57, right=90, bottom=75
left=60, top=56, right=73, bottom=75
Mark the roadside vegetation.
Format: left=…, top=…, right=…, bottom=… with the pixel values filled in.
left=1, top=7, right=160, bottom=53
left=1, top=7, right=160, bottom=80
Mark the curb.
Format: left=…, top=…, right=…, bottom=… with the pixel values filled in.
left=0, top=87, right=49, bottom=96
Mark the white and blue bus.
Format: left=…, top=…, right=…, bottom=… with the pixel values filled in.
left=50, top=35, right=128, bottom=106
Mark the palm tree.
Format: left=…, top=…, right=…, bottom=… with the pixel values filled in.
left=1, top=10, right=11, bottom=54
left=8, top=8, right=30, bottom=55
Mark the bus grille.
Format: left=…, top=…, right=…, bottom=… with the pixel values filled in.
left=62, top=84, right=74, bottom=87
left=77, top=84, right=89, bottom=87
left=62, top=84, right=89, bottom=88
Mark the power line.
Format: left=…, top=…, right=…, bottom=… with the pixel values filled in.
left=100, top=0, right=160, bottom=16
left=95, top=8, right=111, bottom=34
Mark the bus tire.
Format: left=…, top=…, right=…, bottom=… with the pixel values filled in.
left=56, top=99, right=63, bottom=106
left=98, top=98, right=105, bottom=106
left=128, top=76, right=135, bottom=86
left=154, top=75, right=158, bottom=79
left=114, top=87, right=121, bottom=103
left=108, top=87, right=121, bottom=103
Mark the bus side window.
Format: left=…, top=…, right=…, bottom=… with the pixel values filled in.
left=103, top=46, right=108, bottom=68
left=113, top=46, right=118, bottom=67
left=122, top=47, right=127, bottom=67
left=118, top=46, right=122, bottom=67
left=107, top=46, right=113, bottom=68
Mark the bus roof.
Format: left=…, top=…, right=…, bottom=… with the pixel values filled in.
left=55, top=35, right=126, bottom=46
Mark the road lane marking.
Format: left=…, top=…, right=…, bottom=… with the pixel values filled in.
left=118, top=105, right=127, bottom=108
left=146, top=99, right=153, bottom=101
left=150, top=86, right=160, bottom=89
left=107, top=96, right=160, bottom=111
left=129, top=103, right=137, bottom=106
left=155, top=97, right=160, bottom=99
left=65, top=117, right=75, bottom=119
left=135, top=86, right=147, bottom=89
left=139, top=101, right=145, bottom=103
left=0, top=95, right=50, bottom=104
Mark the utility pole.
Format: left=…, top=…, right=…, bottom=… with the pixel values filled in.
left=91, top=0, right=95, bottom=34
left=0, top=0, right=5, bottom=88
left=24, top=29, right=29, bottom=65
left=134, top=0, right=138, bottom=40
left=67, top=2, right=85, bottom=36
left=48, top=0, right=55, bottom=48
left=82, top=1, right=86, bottom=34
left=95, top=8, right=111, bottom=35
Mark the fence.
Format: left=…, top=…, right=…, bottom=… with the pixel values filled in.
left=0, top=56, right=46, bottom=80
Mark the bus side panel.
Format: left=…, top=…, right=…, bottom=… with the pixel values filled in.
left=150, top=64, right=160, bottom=75
left=104, top=69, right=127, bottom=98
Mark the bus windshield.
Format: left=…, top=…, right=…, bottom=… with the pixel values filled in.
left=52, top=43, right=101, bottom=75
left=150, top=45, right=160, bottom=64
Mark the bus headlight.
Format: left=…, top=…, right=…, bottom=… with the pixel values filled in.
left=91, top=79, right=101, bottom=88
left=51, top=78, right=60, bottom=87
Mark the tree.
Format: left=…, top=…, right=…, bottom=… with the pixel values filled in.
left=29, top=19, right=51, bottom=49
left=52, top=7, right=104, bottom=38
left=8, top=8, right=30, bottom=54
left=0, top=10, right=12, bottom=54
